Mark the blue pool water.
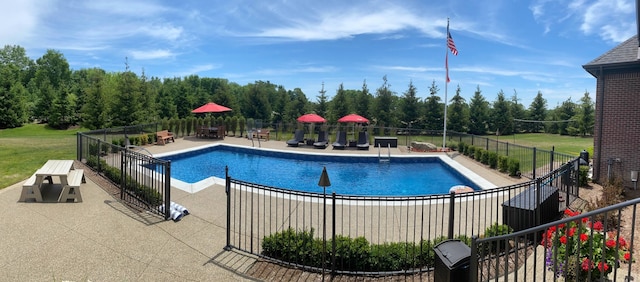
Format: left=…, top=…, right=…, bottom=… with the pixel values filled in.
left=158, top=145, right=480, bottom=196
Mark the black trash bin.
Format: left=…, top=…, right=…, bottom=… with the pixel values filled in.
left=433, top=239, right=471, bottom=282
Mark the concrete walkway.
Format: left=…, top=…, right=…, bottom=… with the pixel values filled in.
left=0, top=135, right=520, bottom=281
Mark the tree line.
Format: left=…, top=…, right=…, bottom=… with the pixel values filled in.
left=0, top=45, right=594, bottom=136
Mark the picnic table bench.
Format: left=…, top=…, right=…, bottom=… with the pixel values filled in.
left=156, top=130, right=174, bottom=145
left=20, top=160, right=85, bottom=203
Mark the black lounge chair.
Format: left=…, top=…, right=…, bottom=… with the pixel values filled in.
left=357, top=131, right=369, bottom=150
left=286, top=129, right=305, bottom=147
left=332, top=131, right=347, bottom=149
left=313, top=131, right=329, bottom=149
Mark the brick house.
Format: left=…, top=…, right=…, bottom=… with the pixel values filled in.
left=583, top=35, right=640, bottom=188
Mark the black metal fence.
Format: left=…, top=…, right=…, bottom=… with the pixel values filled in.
left=224, top=156, right=583, bottom=277
left=77, top=129, right=171, bottom=220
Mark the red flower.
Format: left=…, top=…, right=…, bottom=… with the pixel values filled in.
left=624, top=252, right=631, bottom=261
left=582, top=258, right=592, bottom=271
left=580, top=233, right=589, bottom=242
left=619, top=237, right=627, bottom=248
left=591, top=221, right=603, bottom=231
left=597, top=261, right=609, bottom=272
left=582, top=217, right=589, bottom=223
left=560, top=235, right=567, bottom=244
left=606, top=239, right=616, bottom=248
left=565, top=209, right=579, bottom=217
left=568, top=227, right=576, bottom=236
left=559, top=223, right=566, bottom=229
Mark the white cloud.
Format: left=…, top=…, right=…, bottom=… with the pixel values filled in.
left=129, top=49, right=175, bottom=60
left=0, top=0, right=51, bottom=45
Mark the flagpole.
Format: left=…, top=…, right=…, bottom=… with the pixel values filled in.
left=442, top=18, right=450, bottom=151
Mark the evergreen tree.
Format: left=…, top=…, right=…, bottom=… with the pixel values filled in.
left=110, top=61, right=142, bottom=126
left=526, top=91, right=547, bottom=133
left=331, top=83, right=350, bottom=121
left=316, top=82, right=329, bottom=119
left=33, top=50, right=71, bottom=123
left=0, top=64, right=27, bottom=128
left=468, top=85, right=489, bottom=135
left=400, top=80, right=420, bottom=127
left=577, top=91, right=594, bottom=136
left=510, top=90, right=526, bottom=133
left=81, top=68, right=108, bottom=130
left=490, top=90, right=513, bottom=135
left=555, top=98, right=577, bottom=135
left=355, top=80, right=372, bottom=119
left=447, top=85, right=469, bottom=133
left=374, top=75, right=395, bottom=128
left=423, top=80, right=443, bottom=130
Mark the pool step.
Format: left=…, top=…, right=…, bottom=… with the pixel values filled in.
left=378, top=144, right=391, bottom=163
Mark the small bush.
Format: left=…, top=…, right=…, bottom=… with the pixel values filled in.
left=585, top=177, right=624, bottom=229
left=481, top=223, right=513, bottom=254
left=481, top=150, right=490, bottom=164
left=467, top=146, right=476, bottom=158
left=457, top=142, right=465, bottom=153
left=578, top=166, right=590, bottom=186
left=488, top=152, right=498, bottom=169
left=498, top=156, right=509, bottom=173
left=508, top=158, right=520, bottom=176
left=475, top=148, right=484, bottom=162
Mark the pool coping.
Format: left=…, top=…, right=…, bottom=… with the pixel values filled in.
left=155, top=143, right=497, bottom=194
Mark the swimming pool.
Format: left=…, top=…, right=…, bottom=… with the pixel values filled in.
left=155, top=144, right=495, bottom=196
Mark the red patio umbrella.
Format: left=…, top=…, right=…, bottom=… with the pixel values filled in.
left=338, top=114, right=369, bottom=123
left=297, top=113, right=326, bottom=123
left=191, top=102, right=232, bottom=113
left=338, top=113, right=369, bottom=140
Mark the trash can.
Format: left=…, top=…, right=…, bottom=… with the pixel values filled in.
left=433, top=239, right=471, bottom=282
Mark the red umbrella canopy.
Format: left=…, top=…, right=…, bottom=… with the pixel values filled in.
left=297, top=113, right=326, bottom=123
left=191, top=102, right=232, bottom=113
left=338, top=114, right=369, bottom=123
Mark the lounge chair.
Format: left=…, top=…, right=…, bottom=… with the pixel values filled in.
left=332, top=131, right=347, bottom=149
left=313, top=131, right=329, bottom=149
left=357, top=131, right=369, bottom=150
left=286, top=129, right=305, bottom=147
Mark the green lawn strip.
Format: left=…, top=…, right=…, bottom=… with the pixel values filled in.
left=0, top=124, right=81, bottom=188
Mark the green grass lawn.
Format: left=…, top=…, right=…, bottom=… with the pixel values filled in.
left=0, top=124, right=82, bottom=188
left=487, top=133, right=593, bottom=156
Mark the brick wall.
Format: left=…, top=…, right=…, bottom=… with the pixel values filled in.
left=593, top=71, right=640, bottom=188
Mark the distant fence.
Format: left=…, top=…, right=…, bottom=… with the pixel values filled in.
left=225, top=157, right=582, bottom=276
left=77, top=127, right=171, bottom=220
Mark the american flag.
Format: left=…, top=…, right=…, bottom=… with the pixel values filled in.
left=447, top=31, right=458, bottom=56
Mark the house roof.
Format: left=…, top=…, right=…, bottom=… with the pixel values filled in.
left=583, top=35, right=640, bottom=77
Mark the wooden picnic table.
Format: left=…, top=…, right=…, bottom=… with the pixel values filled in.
left=20, top=160, right=84, bottom=203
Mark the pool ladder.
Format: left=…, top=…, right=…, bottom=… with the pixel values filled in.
left=378, top=143, right=391, bottom=163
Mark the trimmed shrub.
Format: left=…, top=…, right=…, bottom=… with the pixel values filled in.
left=578, top=166, right=590, bottom=187
left=457, top=142, right=465, bottom=153
left=467, top=146, right=476, bottom=158
left=498, top=156, right=509, bottom=173
left=488, top=152, right=498, bottom=169
left=475, top=148, right=484, bottom=162
left=481, top=223, right=513, bottom=254
left=507, top=158, right=520, bottom=176
left=481, top=149, right=490, bottom=164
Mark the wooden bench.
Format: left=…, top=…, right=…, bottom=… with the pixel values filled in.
left=253, top=129, right=270, bottom=141
left=19, top=174, right=41, bottom=202
left=59, top=169, right=85, bottom=202
left=156, top=130, right=174, bottom=145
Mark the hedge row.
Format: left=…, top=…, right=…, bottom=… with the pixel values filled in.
left=262, top=224, right=512, bottom=272
left=85, top=155, right=163, bottom=206
left=457, top=142, right=520, bottom=176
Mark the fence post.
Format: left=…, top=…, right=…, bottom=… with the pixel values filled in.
left=469, top=235, right=479, bottom=281
left=120, top=150, right=125, bottom=199
left=506, top=142, right=509, bottom=156
left=550, top=146, right=555, bottom=173
left=164, top=161, right=171, bottom=220
left=331, top=192, right=337, bottom=276
left=535, top=178, right=542, bottom=226
left=448, top=192, right=455, bottom=239
left=225, top=166, right=231, bottom=250
left=485, top=138, right=489, bottom=151
left=532, top=147, right=537, bottom=179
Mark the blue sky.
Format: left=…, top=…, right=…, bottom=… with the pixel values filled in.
left=1, top=0, right=636, bottom=107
